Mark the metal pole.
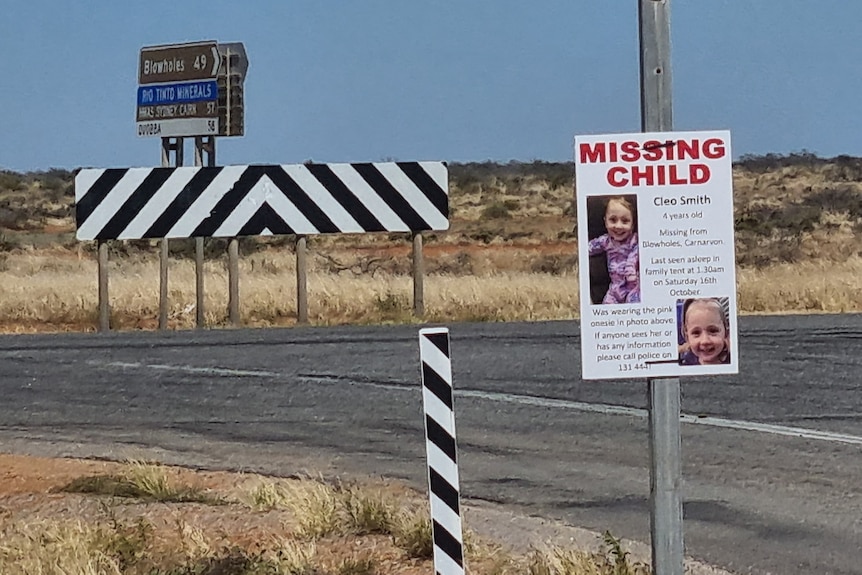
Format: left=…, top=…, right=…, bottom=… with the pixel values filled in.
left=639, top=2, right=683, bottom=575
left=296, top=236, right=308, bottom=324
left=412, top=232, right=425, bottom=317
left=97, top=240, right=110, bottom=332
left=640, top=0, right=673, bottom=132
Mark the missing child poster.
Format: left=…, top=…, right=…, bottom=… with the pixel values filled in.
left=576, top=130, right=739, bottom=380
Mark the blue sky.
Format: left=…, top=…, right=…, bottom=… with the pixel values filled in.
left=2, top=1, right=860, bottom=172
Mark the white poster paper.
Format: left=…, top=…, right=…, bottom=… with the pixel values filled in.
left=576, top=130, right=738, bottom=380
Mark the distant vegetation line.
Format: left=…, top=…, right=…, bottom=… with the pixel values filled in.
left=3, top=151, right=862, bottom=184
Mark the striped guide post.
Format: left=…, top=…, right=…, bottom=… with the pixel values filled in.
left=418, top=327, right=465, bottom=575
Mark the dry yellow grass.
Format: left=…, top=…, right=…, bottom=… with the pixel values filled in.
left=0, top=455, right=653, bottom=575
left=0, top=245, right=860, bottom=333
left=737, top=258, right=862, bottom=313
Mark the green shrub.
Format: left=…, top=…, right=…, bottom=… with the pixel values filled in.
left=0, top=170, right=24, bottom=191
left=482, top=202, right=513, bottom=220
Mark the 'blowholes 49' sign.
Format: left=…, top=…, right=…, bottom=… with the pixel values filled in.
left=575, top=130, right=738, bottom=380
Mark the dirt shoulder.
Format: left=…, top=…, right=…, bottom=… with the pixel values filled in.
left=0, top=452, right=735, bottom=574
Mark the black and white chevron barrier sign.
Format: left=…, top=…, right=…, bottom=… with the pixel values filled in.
left=74, top=162, right=449, bottom=240
left=418, top=327, right=465, bottom=575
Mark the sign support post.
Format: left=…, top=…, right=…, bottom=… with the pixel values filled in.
left=97, top=241, right=109, bottom=331
left=296, top=236, right=308, bottom=324
left=412, top=232, right=425, bottom=317
left=159, top=137, right=184, bottom=329
left=639, top=2, right=684, bottom=574
left=228, top=238, right=240, bottom=326
left=193, top=136, right=215, bottom=328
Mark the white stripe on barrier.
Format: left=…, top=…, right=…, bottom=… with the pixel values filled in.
left=431, top=497, right=463, bottom=535
left=167, top=165, right=249, bottom=237
left=122, top=168, right=197, bottom=238
left=426, top=442, right=460, bottom=489
left=76, top=168, right=151, bottom=239
left=433, top=548, right=463, bottom=575
left=420, top=341, right=453, bottom=383
left=376, top=162, right=450, bottom=230
left=423, top=388, right=457, bottom=435
left=284, top=164, right=362, bottom=231
left=327, top=163, right=411, bottom=231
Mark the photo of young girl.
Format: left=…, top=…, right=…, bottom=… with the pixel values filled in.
left=678, top=297, right=731, bottom=365
left=586, top=195, right=640, bottom=304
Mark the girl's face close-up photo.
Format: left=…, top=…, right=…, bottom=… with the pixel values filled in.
left=604, top=200, right=634, bottom=242
left=685, top=302, right=728, bottom=364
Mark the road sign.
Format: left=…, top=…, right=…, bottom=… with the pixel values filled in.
left=136, top=118, right=218, bottom=138
left=137, top=41, right=221, bottom=138
left=139, top=41, right=220, bottom=84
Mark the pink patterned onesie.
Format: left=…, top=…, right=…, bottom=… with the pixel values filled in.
left=588, top=232, right=640, bottom=304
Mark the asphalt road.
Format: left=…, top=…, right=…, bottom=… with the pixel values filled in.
left=2, top=314, right=862, bottom=575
